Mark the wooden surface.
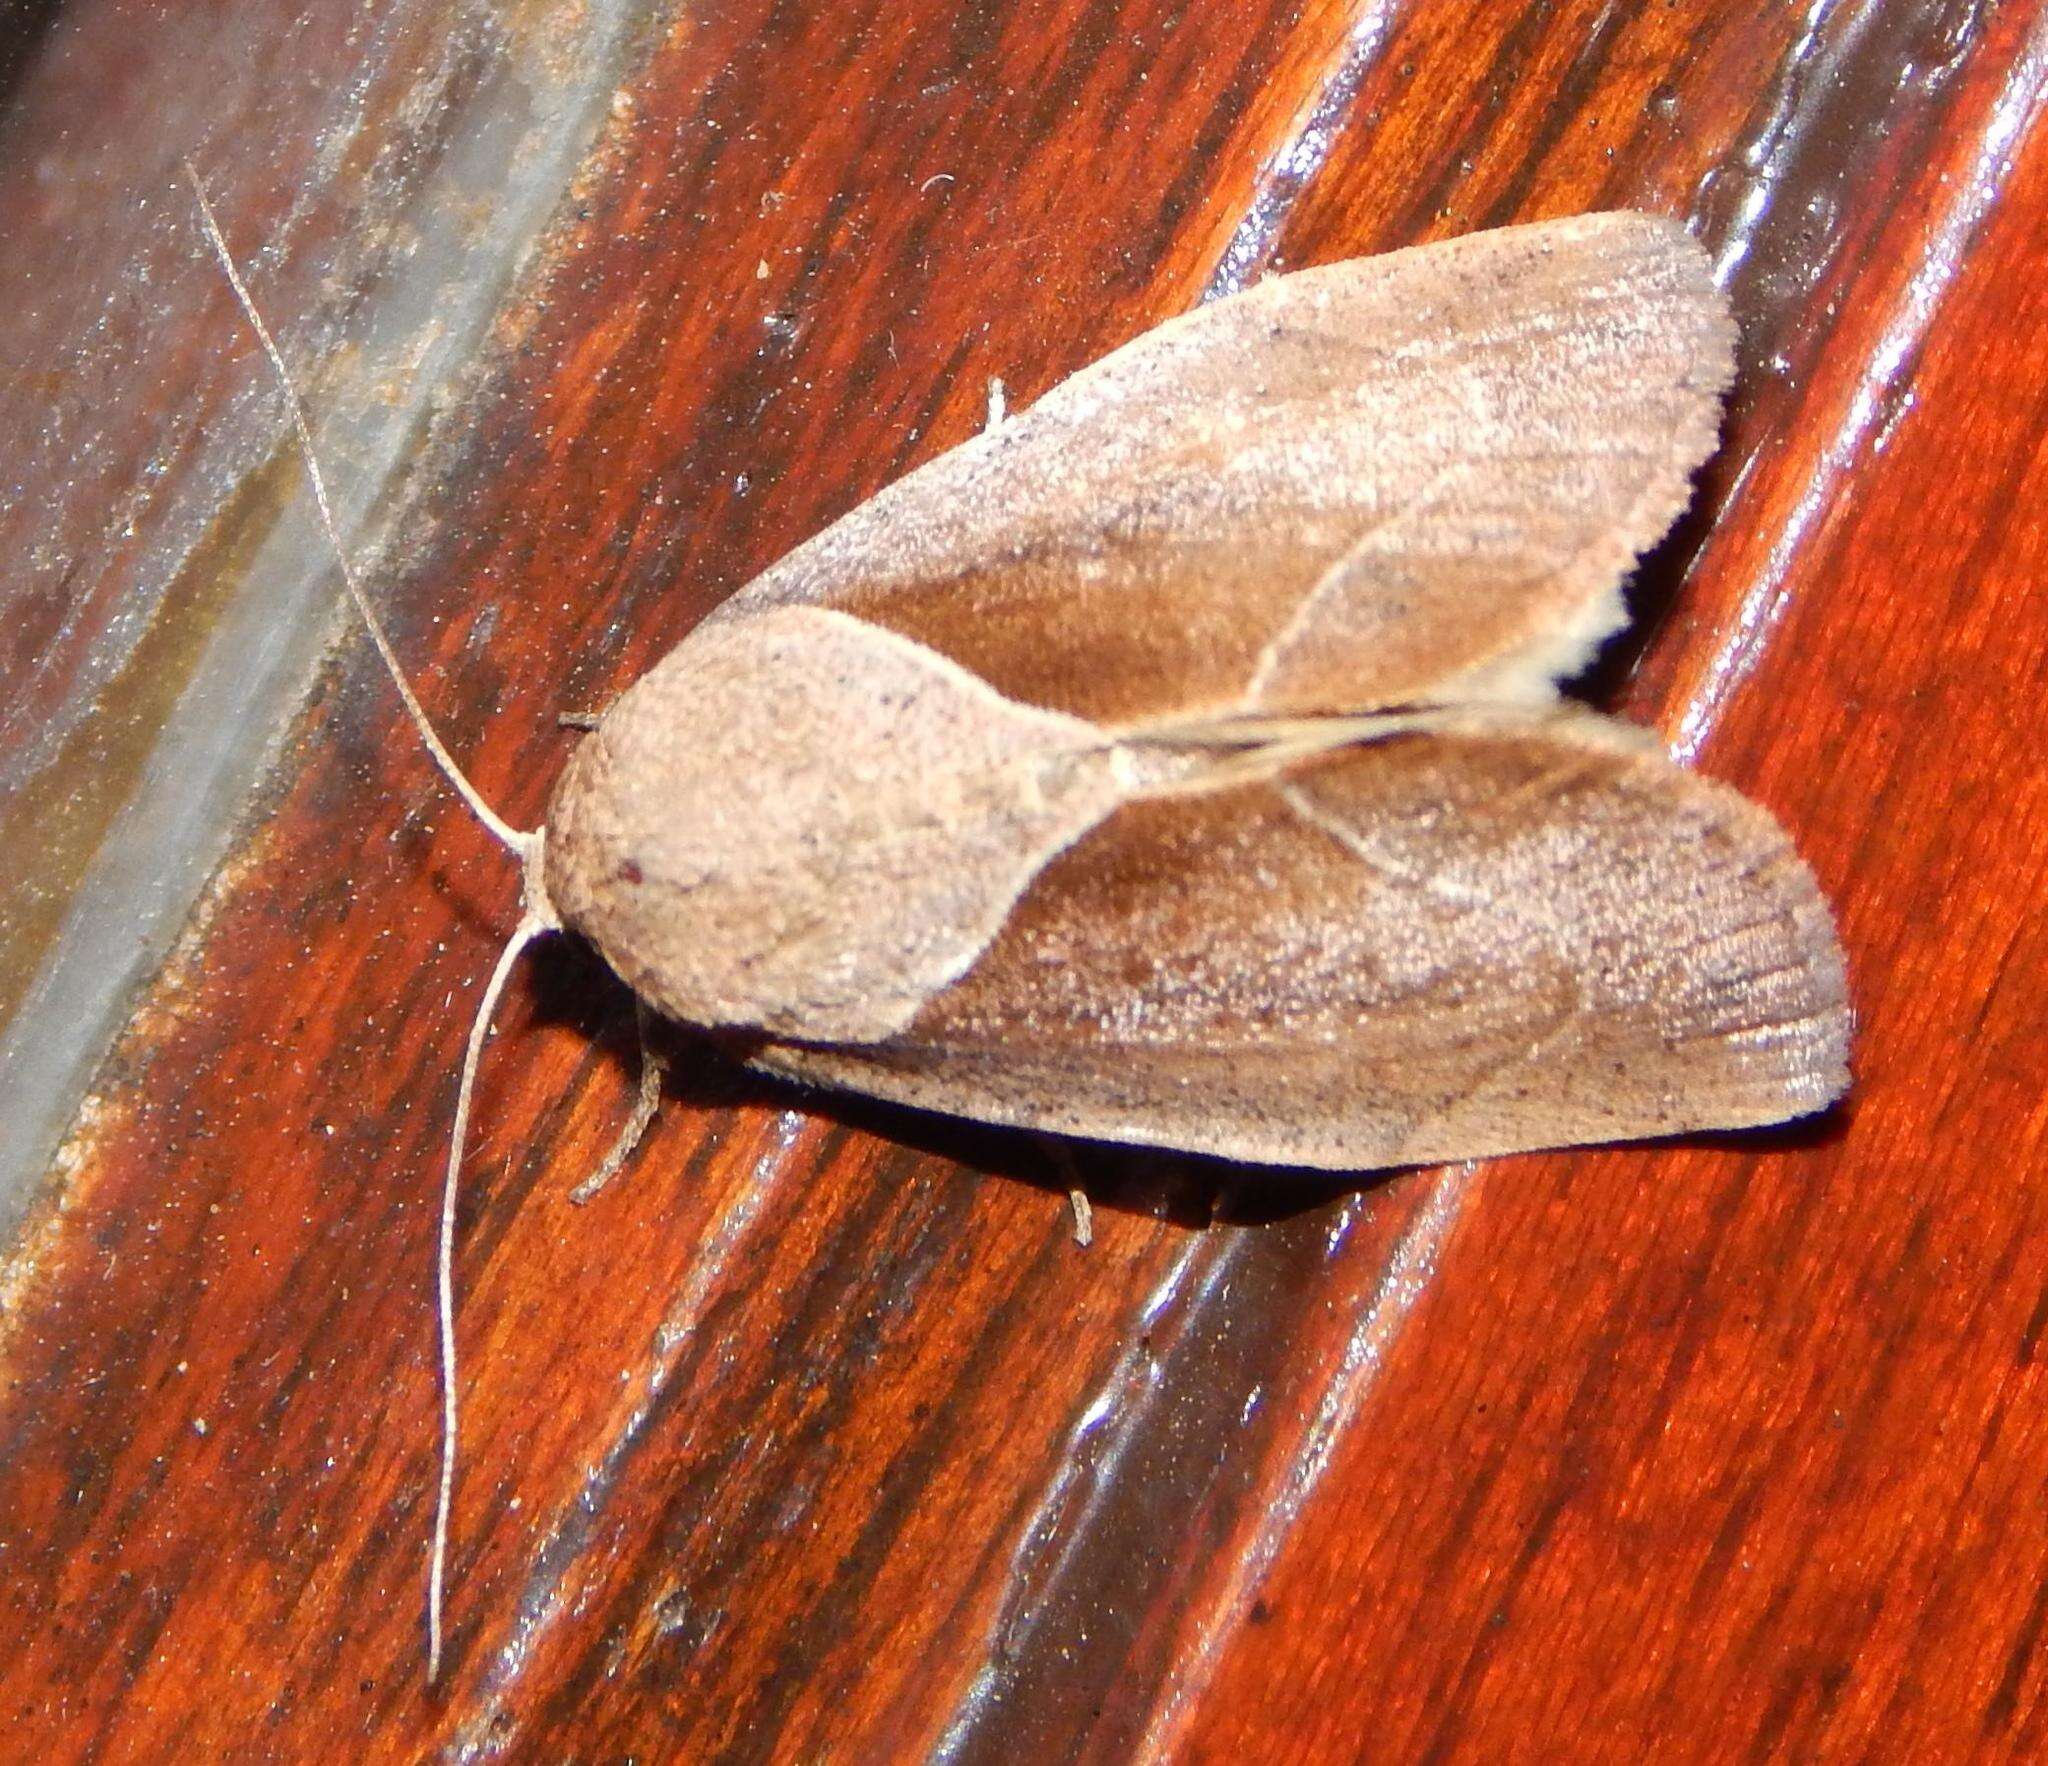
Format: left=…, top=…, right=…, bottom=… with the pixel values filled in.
left=3, top=1, right=2045, bottom=1759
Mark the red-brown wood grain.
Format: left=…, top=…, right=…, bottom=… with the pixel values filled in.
left=2, top=1, right=2044, bottom=1759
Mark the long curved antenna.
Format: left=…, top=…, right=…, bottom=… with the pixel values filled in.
left=184, top=160, right=531, bottom=857
left=427, top=912, right=549, bottom=1681
left=187, top=163, right=559, bottom=1681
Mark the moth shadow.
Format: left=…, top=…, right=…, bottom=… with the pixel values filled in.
left=756, top=1081, right=1386, bottom=1231
left=1658, top=1096, right=1856, bottom=1161
left=518, top=936, right=1388, bottom=1231
left=519, top=933, right=773, bottom=1114
left=1571, top=482, right=1724, bottom=706
left=515, top=938, right=1848, bottom=1236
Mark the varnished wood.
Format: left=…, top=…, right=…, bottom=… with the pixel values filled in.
left=3, top=1, right=2044, bottom=1759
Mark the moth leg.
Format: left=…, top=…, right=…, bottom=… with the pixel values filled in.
left=1068, top=1187, right=1094, bottom=1248
left=557, top=706, right=612, bottom=731
left=984, top=376, right=1007, bottom=434
left=571, top=997, right=665, bottom=1204
left=1035, top=1137, right=1093, bottom=1247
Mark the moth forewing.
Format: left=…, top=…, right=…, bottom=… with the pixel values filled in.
left=715, top=211, right=1737, bottom=725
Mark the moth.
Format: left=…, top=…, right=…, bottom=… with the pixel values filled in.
left=191, top=177, right=1850, bottom=1675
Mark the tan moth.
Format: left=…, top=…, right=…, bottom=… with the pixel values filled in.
left=190, top=173, right=1850, bottom=1676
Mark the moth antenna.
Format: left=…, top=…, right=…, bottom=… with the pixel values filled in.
left=184, top=161, right=533, bottom=859
left=428, top=912, right=550, bottom=1682
left=188, top=165, right=564, bottom=1682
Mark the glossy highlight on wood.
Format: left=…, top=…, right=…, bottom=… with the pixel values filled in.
left=1, top=1, right=2044, bottom=1759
